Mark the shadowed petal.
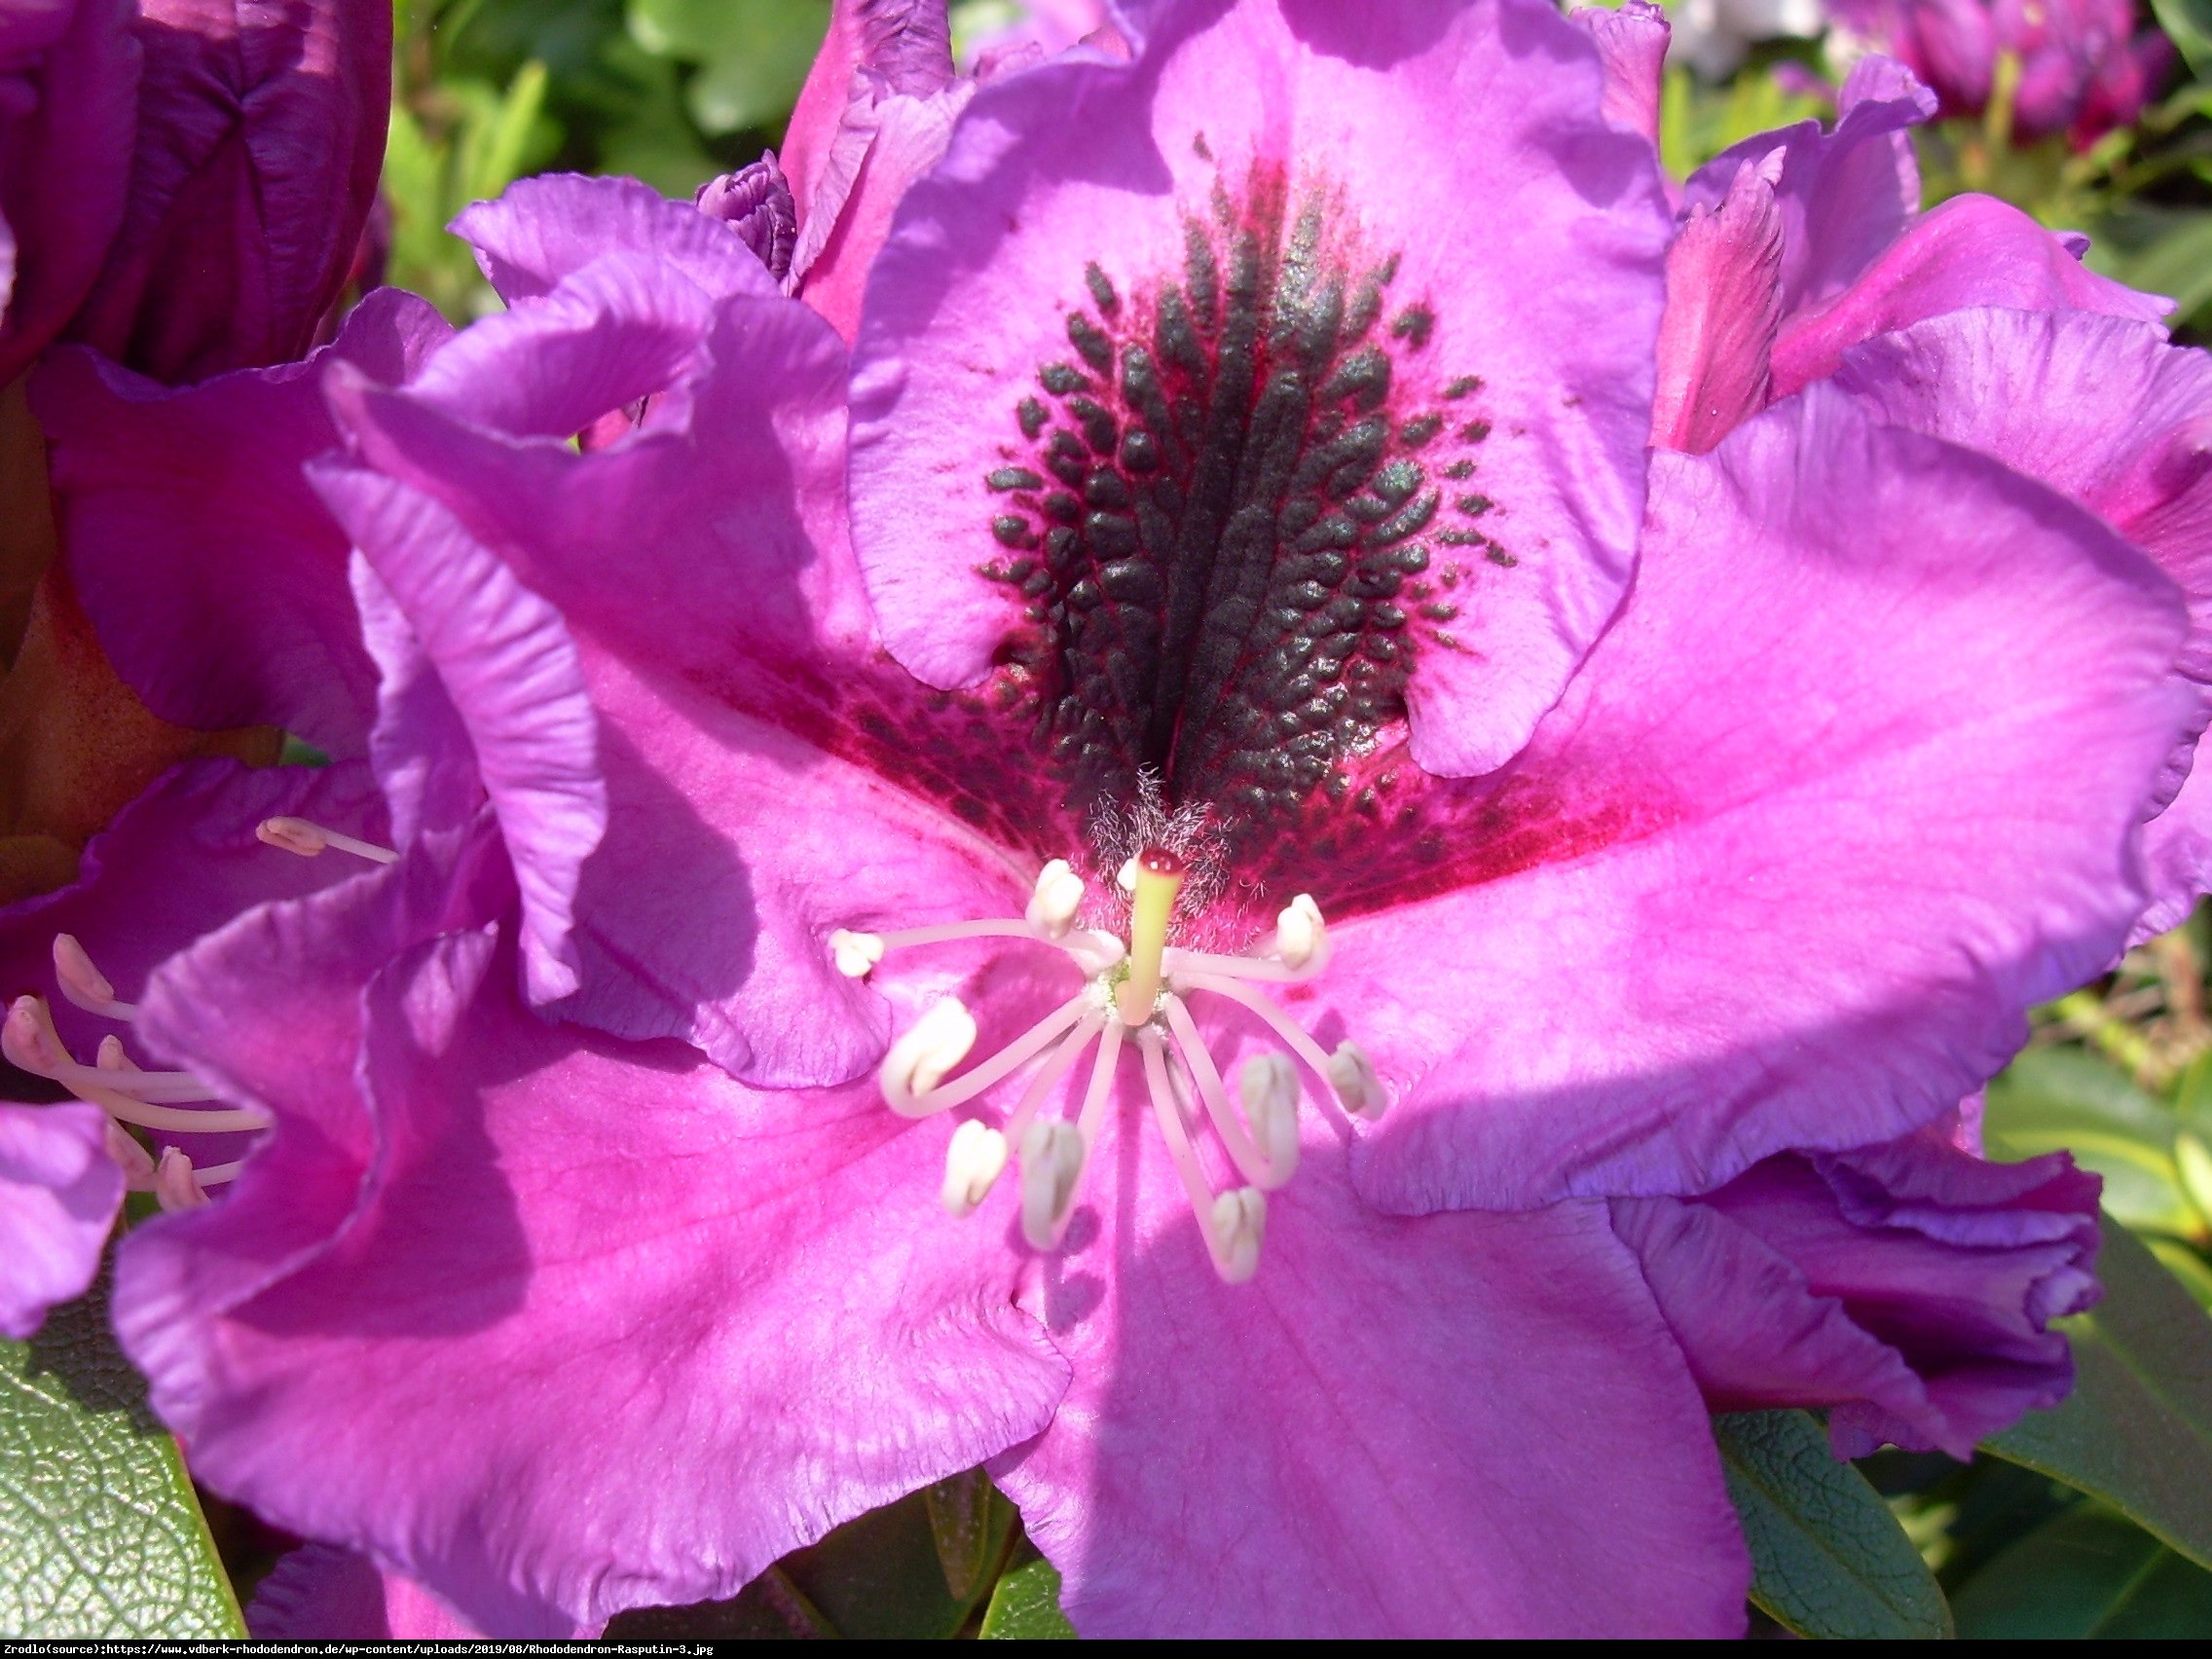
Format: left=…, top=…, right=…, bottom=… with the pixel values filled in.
left=34, top=288, right=449, bottom=759
left=1614, top=1137, right=2100, bottom=1458
left=0, top=1100, right=121, bottom=1338
left=248, top=1543, right=491, bottom=1640
left=1570, top=0, right=1667, bottom=143
left=0, top=0, right=138, bottom=384
left=1346, top=388, right=2190, bottom=1211
left=307, top=464, right=604, bottom=1007
left=993, top=1109, right=1747, bottom=1636
left=1770, top=194, right=2170, bottom=397
left=115, top=842, right=1067, bottom=1636
left=66, top=0, right=391, bottom=381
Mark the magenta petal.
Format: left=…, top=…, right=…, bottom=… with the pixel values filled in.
left=1652, top=162, right=1783, bottom=453
left=1685, top=55, right=1935, bottom=316
left=850, top=0, right=1671, bottom=776
left=1570, top=0, right=1667, bottom=143
left=307, top=463, right=605, bottom=1006
left=0, top=0, right=138, bottom=385
left=1834, top=309, right=2212, bottom=684
left=1614, top=1137, right=2100, bottom=1458
left=1349, top=387, right=2190, bottom=1211
left=451, top=172, right=778, bottom=309
left=116, top=857, right=1066, bottom=1636
left=995, top=1134, right=1746, bottom=1636
left=2142, top=760, right=2212, bottom=941
left=1772, top=195, right=2171, bottom=397
left=0, top=1101, right=122, bottom=1339
left=248, top=1544, right=491, bottom=1640
left=66, top=0, right=390, bottom=381
left=33, top=288, right=448, bottom=758
left=783, top=0, right=955, bottom=233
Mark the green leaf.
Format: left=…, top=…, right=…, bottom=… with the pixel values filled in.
left=1986, top=1212, right=2212, bottom=1571
left=1984, top=1049, right=2197, bottom=1238
left=629, top=0, right=830, bottom=134
left=1714, top=1410, right=1953, bottom=1639
left=980, top=1556, right=1077, bottom=1640
left=0, top=1279, right=242, bottom=1637
left=604, top=1479, right=1014, bottom=1640
left=2149, top=0, right=2212, bottom=78
left=1950, top=1502, right=2212, bottom=1637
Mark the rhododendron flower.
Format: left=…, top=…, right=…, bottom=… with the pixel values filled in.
left=1829, top=0, right=2172, bottom=147
left=72, top=0, right=2190, bottom=1636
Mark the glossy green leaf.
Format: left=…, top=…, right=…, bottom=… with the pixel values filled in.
left=1986, top=1213, right=2212, bottom=1571
left=1950, top=1502, right=2212, bottom=1637
left=980, top=1556, right=1077, bottom=1640
left=0, top=1280, right=242, bottom=1637
left=1984, top=1049, right=2196, bottom=1237
left=2149, top=0, right=2212, bottom=78
left=1714, top=1410, right=1953, bottom=1639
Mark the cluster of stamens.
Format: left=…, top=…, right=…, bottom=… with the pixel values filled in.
left=830, top=849, right=1382, bottom=1283
left=2, top=814, right=395, bottom=1211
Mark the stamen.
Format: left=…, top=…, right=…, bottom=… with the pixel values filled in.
left=1002, top=1014, right=1106, bottom=1148
left=1273, top=895, right=1326, bottom=971
left=881, top=992, right=1092, bottom=1118
left=3, top=998, right=272, bottom=1132
left=1173, top=971, right=1388, bottom=1122
left=1115, top=848, right=1185, bottom=1024
left=1019, top=1121, right=1086, bottom=1250
left=1159, top=994, right=1297, bottom=1189
left=1017, top=1019, right=1124, bottom=1249
left=1023, top=859, right=1086, bottom=939
left=53, top=935, right=136, bottom=1020
left=154, top=1147, right=209, bottom=1211
left=1236, top=1051, right=1303, bottom=1186
left=940, top=1119, right=1010, bottom=1217
left=829, top=929, right=884, bottom=977
left=1138, top=1030, right=1267, bottom=1283
left=1161, top=895, right=1331, bottom=984
left=256, top=816, right=398, bottom=865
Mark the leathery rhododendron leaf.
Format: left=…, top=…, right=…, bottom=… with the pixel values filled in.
left=0, top=1274, right=241, bottom=1637
left=1987, top=1214, right=2212, bottom=1571
left=1714, top=1409, right=1952, bottom=1640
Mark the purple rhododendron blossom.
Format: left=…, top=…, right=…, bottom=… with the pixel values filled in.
left=1616, top=1128, right=2102, bottom=1458
left=58, top=0, right=2193, bottom=1636
left=0, top=0, right=389, bottom=385
left=0, top=0, right=2195, bottom=1638
left=248, top=1544, right=488, bottom=1641
left=1829, top=0, right=2173, bottom=146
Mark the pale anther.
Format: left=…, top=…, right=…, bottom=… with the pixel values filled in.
left=154, top=1147, right=210, bottom=1212
left=1024, top=859, right=1085, bottom=939
left=1237, top=1052, right=1302, bottom=1184
left=940, top=1120, right=1009, bottom=1218
left=54, top=935, right=135, bottom=1019
left=829, top=928, right=884, bottom=977
left=103, top=1121, right=156, bottom=1189
left=1019, top=1120, right=1086, bottom=1250
left=1116, top=856, right=1138, bottom=893
left=1273, top=894, right=1325, bottom=971
left=256, top=816, right=398, bottom=865
left=1327, top=1040, right=1385, bottom=1121
left=879, top=997, right=977, bottom=1113
left=1208, top=1187, right=1268, bottom=1284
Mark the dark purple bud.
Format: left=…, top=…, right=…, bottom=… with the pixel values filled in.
left=695, top=153, right=797, bottom=284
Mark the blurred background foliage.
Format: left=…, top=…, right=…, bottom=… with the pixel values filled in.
left=353, top=0, right=2212, bottom=1637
